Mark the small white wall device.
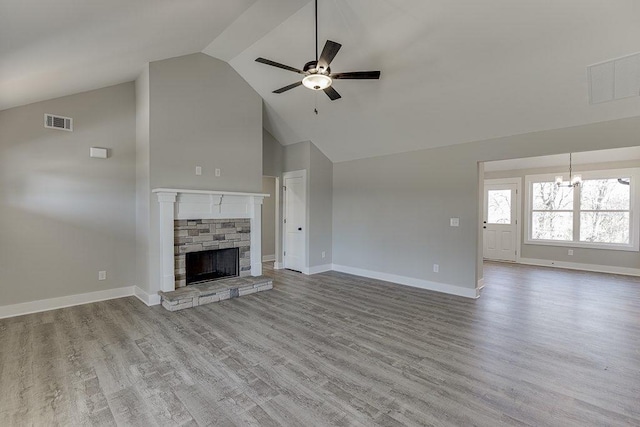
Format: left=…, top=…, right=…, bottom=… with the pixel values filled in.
left=90, top=147, right=108, bottom=159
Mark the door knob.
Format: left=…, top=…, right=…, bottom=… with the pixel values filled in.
left=483, top=226, right=487, bottom=229
left=298, top=227, right=302, bottom=231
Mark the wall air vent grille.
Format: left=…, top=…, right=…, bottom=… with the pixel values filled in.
left=44, top=114, right=73, bottom=131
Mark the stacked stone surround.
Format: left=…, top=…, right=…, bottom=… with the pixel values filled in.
left=174, top=218, right=250, bottom=288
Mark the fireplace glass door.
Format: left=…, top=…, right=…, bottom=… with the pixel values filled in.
left=186, top=248, right=239, bottom=285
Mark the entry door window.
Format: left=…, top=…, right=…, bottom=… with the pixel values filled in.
left=487, top=190, right=512, bottom=224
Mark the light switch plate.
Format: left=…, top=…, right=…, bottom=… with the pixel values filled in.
left=195, top=166, right=202, bottom=176
left=450, top=218, right=460, bottom=227
left=215, top=168, right=221, bottom=177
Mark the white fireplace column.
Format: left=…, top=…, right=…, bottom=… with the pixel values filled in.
left=250, top=198, right=262, bottom=276
left=157, top=191, right=178, bottom=292
left=153, top=189, right=269, bottom=292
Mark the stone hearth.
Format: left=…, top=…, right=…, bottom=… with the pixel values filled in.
left=159, top=275, right=273, bottom=311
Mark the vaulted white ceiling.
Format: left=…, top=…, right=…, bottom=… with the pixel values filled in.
left=3, top=0, right=640, bottom=163
left=0, top=0, right=256, bottom=111
left=228, top=0, right=640, bottom=162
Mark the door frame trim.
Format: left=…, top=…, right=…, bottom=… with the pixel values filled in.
left=282, top=169, right=307, bottom=272
left=483, top=177, right=522, bottom=263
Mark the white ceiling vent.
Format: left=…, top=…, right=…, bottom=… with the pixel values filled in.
left=588, top=52, right=640, bottom=104
left=44, top=113, right=73, bottom=131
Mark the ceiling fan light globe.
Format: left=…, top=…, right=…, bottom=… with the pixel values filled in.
left=302, top=74, right=332, bottom=91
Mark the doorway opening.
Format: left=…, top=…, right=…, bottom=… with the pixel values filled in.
left=478, top=146, right=640, bottom=294
left=261, top=176, right=281, bottom=269
left=282, top=169, right=307, bottom=273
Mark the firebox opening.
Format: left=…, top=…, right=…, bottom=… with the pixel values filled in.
left=186, top=248, right=239, bottom=285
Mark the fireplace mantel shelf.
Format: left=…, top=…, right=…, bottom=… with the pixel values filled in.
left=152, top=188, right=270, bottom=198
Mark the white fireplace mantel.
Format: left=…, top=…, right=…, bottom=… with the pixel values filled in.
left=152, top=188, right=269, bottom=292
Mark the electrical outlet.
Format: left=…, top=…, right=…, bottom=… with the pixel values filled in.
left=195, top=166, right=202, bottom=176
left=215, top=168, right=221, bottom=177
left=98, top=271, right=107, bottom=281
left=450, top=218, right=460, bottom=227
left=322, top=251, right=326, bottom=259
left=433, top=264, right=439, bottom=273
left=568, top=249, right=574, bottom=256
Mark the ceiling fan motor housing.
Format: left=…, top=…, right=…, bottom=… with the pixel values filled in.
left=303, top=60, right=331, bottom=75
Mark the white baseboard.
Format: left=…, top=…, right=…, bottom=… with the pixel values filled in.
left=331, top=264, right=478, bottom=299
left=303, top=264, right=333, bottom=275
left=134, top=286, right=161, bottom=306
left=477, top=278, right=485, bottom=290
left=262, top=254, right=276, bottom=262
left=273, top=262, right=284, bottom=270
left=0, top=286, right=135, bottom=319
left=518, top=257, right=640, bottom=277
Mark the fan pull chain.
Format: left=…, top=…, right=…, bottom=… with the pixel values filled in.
left=314, top=92, right=319, bottom=115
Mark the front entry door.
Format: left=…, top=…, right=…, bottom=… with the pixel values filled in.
left=283, top=170, right=306, bottom=272
left=483, top=182, right=517, bottom=262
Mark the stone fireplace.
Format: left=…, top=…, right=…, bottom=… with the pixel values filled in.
left=153, top=189, right=268, bottom=292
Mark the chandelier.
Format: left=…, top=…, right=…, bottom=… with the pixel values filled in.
left=555, top=153, right=582, bottom=188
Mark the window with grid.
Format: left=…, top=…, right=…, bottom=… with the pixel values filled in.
left=526, top=169, right=638, bottom=251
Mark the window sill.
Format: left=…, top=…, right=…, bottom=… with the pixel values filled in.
left=524, top=239, right=638, bottom=252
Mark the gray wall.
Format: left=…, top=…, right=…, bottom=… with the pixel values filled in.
left=261, top=177, right=276, bottom=258
left=484, top=159, right=640, bottom=269
left=135, top=66, right=151, bottom=294
left=333, top=116, right=640, bottom=292
left=263, top=129, right=283, bottom=178
left=283, top=140, right=310, bottom=172
left=149, top=53, right=262, bottom=192
left=0, top=83, right=136, bottom=306
left=139, top=53, right=263, bottom=294
left=309, top=143, right=333, bottom=267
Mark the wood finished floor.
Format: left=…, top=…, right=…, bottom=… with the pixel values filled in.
left=1, top=262, right=639, bottom=426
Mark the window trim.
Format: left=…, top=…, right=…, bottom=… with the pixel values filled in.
left=524, top=168, right=640, bottom=252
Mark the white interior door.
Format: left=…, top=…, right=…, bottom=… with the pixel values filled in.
left=484, top=182, right=518, bottom=262
left=283, top=170, right=306, bottom=272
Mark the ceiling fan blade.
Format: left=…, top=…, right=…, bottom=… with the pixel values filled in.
left=323, top=86, right=341, bottom=101
left=331, top=71, right=381, bottom=80
left=317, top=40, right=342, bottom=70
left=255, top=58, right=305, bottom=74
left=273, top=81, right=303, bottom=94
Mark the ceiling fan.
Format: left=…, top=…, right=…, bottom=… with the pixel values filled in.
left=255, top=0, right=381, bottom=101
